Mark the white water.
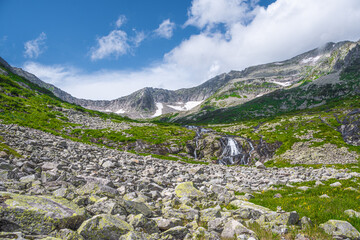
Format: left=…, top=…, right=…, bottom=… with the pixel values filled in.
left=228, top=138, right=240, bottom=156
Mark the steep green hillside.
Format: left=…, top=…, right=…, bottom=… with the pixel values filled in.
left=0, top=68, right=196, bottom=162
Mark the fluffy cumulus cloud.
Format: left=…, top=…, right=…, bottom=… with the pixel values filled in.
left=90, top=16, right=147, bottom=60
left=24, top=32, right=47, bottom=58
left=185, top=0, right=257, bottom=29
left=154, top=19, right=176, bottom=39
left=27, top=0, right=360, bottom=100
left=90, top=30, right=129, bottom=60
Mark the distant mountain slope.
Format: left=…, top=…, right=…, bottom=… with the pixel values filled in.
left=1, top=40, right=359, bottom=120
left=0, top=57, right=238, bottom=118
left=170, top=40, right=360, bottom=124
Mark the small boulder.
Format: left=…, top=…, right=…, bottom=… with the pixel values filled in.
left=255, top=161, right=266, bottom=169
left=345, top=209, right=360, bottom=218
left=77, top=214, right=133, bottom=240
left=330, top=182, right=342, bottom=187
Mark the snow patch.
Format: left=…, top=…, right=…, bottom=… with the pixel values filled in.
left=152, top=103, right=163, bottom=117
left=104, top=109, right=112, bottom=112
left=301, top=55, right=322, bottom=64
left=116, top=109, right=125, bottom=114
left=167, top=105, right=184, bottom=111
left=273, top=81, right=291, bottom=87
left=184, top=101, right=203, bottom=110
left=168, top=101, right=203, bottom=111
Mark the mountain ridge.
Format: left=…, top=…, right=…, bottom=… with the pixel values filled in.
left=1, top=39, right=359, bottom=119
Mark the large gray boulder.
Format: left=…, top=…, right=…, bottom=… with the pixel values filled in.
left=320, top=220, right=360, bottom=240
left=0, top=192, right=85, bottom=235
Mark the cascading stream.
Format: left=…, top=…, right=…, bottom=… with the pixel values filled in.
left=219, top=137, right=242, bottom=165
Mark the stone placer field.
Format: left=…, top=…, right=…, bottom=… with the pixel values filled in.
left=0, top=123, right=359, bottom=239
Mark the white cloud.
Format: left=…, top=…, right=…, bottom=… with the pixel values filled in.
left=132, top=31, right=146, bottom=47
left=23, top=61, right=190, bottom=100
left=185, top=0, right=257, bottom=29
left=23, top=62, right=78, bottom=85
left=115, top=15, right=127, bottom=28
left=90, top=16, right=147, bottom=60
left=154, top=19, right=176, bottom=39
left=90, top=30, right=130, bottom=60
left=24, top=32, right=47, bottom=58
left=25, top=0, right=360, bottom=100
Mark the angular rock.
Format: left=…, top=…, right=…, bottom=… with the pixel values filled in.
left=124, top=200, right=153, bottom=217
left=330, top=182, right=342, bottom=187
left=221, top=219, right=257, bottom=239
left=0, top=192, right=85, bottom=235
left=77, top=214, right=133, bottom=240
left=154, top=217, right=182, bottom=230
left=128, top=214, right=159, bottom=234
left=255, top=161, right=265, bottom=169
left=52, top=228, right=84, bottom=240
left=345, top=209, right=360, bottom=218
left=119, top=231, right=149, bottom=240
left=77, top=182, right=118, bottom=198
left=200, top=206, right=221, bottom=222
left=160, top=226, right=190, bottom=240
left=175, top=182, right=204, bottom=198
left=86, top=199, right=126, bottom=216
left=320, top=220, right=360, bottom=240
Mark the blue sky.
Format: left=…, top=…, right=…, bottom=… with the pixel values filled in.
left=1, top=0, right=360, bottom=100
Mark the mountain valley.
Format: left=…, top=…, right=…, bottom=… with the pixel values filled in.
left=0, top=40, right=360, bottom=239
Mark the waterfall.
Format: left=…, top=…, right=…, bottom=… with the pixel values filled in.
left=218, top=137, right=253, bottom=165
left=218, top=137, right=242, bottom=165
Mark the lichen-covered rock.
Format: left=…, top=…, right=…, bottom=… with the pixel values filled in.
left=175, top=182, right=204, bottom=198
left=0, top=192, right=85, bottom=235
left=221, top=219, right=257, bottom=239
left=229, top=200, right=270, bottom=220
left=128, top=214, right=159, bottom=234
left=200, top=206, right=221, bottom=222
left=51, top=228, right=84, bottom=240
left=0, top=232, right=25, bottom=240
left=184, top=227, right=221, bottom=240
left=77, top=182, right=118, bottom=198
left=160, top=226, right=190, bottom=240
left=208, top=217, right=227, bottom=233
left=124, top=200, right=153, bottom=217
left=154, top=217, right=182, bottom=230
left=86, top=199, right=126, bottom=216
left=119, top=231, right=150, bottom=240
left=77, top=214, right=133, bottom=240
left=345, top=209, right=360, bottom=218
left=320, top=220, right=360, bottom=240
